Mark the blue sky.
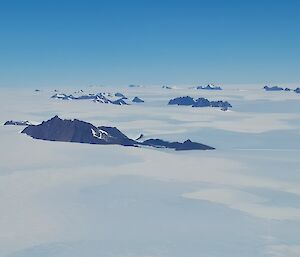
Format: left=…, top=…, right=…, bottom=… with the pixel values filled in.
left=0, top=0, right=300, bottom=87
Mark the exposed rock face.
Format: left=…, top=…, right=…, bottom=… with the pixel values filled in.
left=97, top=126, right=136, bottom=146
left=162, top=86, right=172, bottom=89
left=21, top=116, right=136, bottom=146
left=132, top=97, right=144, bottom=103
left=192, top=97, right=210, bottom=107
left=51, top=93, right=129, bottom=105
left=93, top=94, right=112, bottom=103
left=263, top=86, right=293, bottom=92
left=168, top=96, right=195, bottom=106
left=207, top=100, right=232, bottom=108
left=142, top=139, right=215, bottom=151
left=263, top=86, right=300, bottom=92
left=4, top=120, right=32, bottom=126
left=196, top=84, right=222, bottom=90
left=111, top=98, right=129, bottom=105
left=21, top=116, right=215, bottom=151
left=168, top=96, right=232, bottom=109
left=264, top=86, right=283, bottom=91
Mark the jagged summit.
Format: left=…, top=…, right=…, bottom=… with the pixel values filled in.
left=4, top=120, right=32, bottom=126
left=51, top=92, right=129, bottom=105
left=197, top=84, right=222, bottom=90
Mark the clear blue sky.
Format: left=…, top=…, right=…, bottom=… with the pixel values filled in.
left=1, top=0, right=299, bottom=87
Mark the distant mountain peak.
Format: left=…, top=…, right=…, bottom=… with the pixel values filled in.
left=196, top=84, right=222, bottom=90
left=168, top=96, right=232, bottom=110
left=4, top=120, right=32, bottom=126
left=132, top=96, right=144, bottom=103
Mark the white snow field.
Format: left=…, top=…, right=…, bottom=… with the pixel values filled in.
left=1, top=84, right=300, bottom=257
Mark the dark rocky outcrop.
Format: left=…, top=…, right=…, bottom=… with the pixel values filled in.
left=111, top=98, right=129, bottom=105
left=21, top=116, right=136, bottom=146
left=208, top=100, right=232, bottom=108
left=52, top=93, right=129, bottom=105
left=93, top=94, right=112, bottom=103
left=192, top=97, right=210, bottom=107
left=264, top=86, right=293, bottom=92
left=21, top=116, right=214, bottom=151
left=4, top=120, right=32, bottom=126
left=132, top=97, right=144, bottom=103
left=264, top=86, right=283, bottom=91
left=168, top=96, right=195, bottom=106
left=294, top=88, right=300, bottom=93
left=142, top=139, right=215, bottom=151
left=196, top=84, right=222, bottom=90
left=97, top=126, right=136, bottom=146
left=168, top=96, right=232, bottom=109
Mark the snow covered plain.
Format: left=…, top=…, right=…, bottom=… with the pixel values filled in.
left=1, top=84, right=300, bottom=257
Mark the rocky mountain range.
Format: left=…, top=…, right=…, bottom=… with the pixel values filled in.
left=196, top=84, right=222, bottom=90
left=168, top=96, right=232, bottom=110
left=20, top=116, right=214, bottom=151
